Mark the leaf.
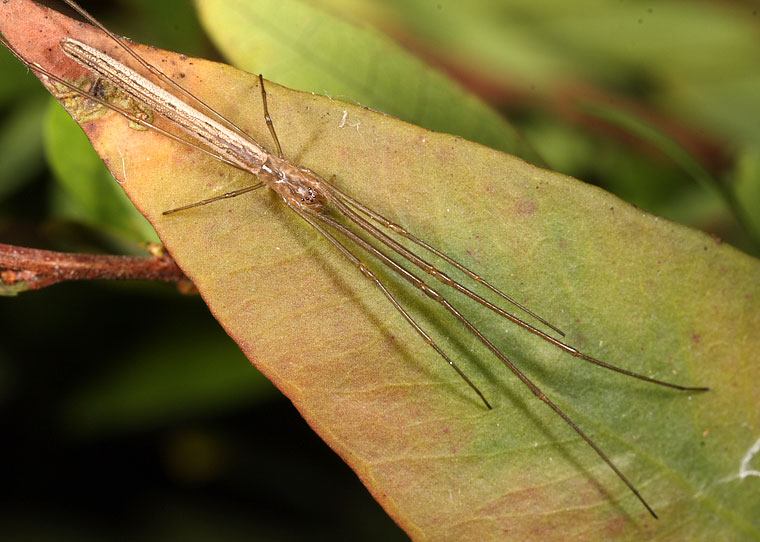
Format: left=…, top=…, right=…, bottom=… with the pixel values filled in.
left=733, top=148, right=760, bottom=243
left=0, top=94, right=46, bottom=201
left=316, top=0, right=760, bottom=147
left=44, top=98, right=159, bottom=244
left=1, top=1, right=759, bottom=541
left=0, top=37, right=40, bottom=106
left=193, top=0, right=544, bottom=165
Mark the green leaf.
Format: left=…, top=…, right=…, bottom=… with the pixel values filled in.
left=315, top=0, right=760, bottom=146
left=733, top=149, right=760, bottom=242
left=2, top=1, right=759, bottom=540
left=44, top=97, right=158, bottom=244
left=0, top=95, right=46, bottom=201
left=194, top=0, right=543, bottom=164
left=0, top=40, right=41, bottom=106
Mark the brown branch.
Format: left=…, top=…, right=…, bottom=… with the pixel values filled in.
left=0, top=243, right=193, bottom=294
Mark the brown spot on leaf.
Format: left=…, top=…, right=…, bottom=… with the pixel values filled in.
left=516, top=198, right=537, bottom=216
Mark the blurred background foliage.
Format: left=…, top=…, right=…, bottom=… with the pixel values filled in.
left=0, top=0, right=758, bottom=539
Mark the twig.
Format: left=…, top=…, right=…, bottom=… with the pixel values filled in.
left=0, top=243, right=192, bottom=294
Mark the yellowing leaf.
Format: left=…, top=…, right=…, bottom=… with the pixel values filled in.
left=1, top=1, right=758, bottom=540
